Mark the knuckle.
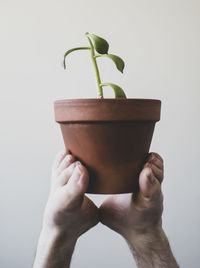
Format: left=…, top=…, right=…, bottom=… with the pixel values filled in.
left=63, top=154, right=71, bottom=163
left=150, top=152, right=164, bottom=163
left=62, top=161, right=76, bottom=174
left=71, top=161, right=78, bottom=169
left=144, top=162, right=152, bottom=171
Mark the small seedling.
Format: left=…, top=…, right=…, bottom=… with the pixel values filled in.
left=63, top=32, right=126, bottom=99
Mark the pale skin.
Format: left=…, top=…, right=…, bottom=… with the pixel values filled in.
left=33, top=151, right=179, bottom=268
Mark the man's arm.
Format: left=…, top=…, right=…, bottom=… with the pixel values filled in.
left=126, top=228, right=179, bottom=268
left=33, top=151, right=99, bottom=268
left=100, top=152, right=179, bottom=268
left=33, top=227, right=76, bottom=268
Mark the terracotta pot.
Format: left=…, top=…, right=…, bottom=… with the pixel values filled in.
left=54, top=99, right=161, bottom=194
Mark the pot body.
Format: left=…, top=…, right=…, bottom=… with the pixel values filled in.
left=54, top=99, right=161, bottom=194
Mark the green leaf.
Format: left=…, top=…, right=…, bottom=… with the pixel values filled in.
left=95, top=54, right=125, bottom=73
left=100, top=83, right=127, bottom=98
left=63, top=47, right=90, bottom=69
left=86, top=32, right=109, bottom=54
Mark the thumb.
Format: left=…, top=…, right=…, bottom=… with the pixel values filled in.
left=64, top=162, right=89, bottom=206
left=137, top=167, right=161, bottom=204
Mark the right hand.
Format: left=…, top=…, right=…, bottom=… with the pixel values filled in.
left=43, top=151, right=99, bottom=241
left=99, top=153, right=164, bottom=240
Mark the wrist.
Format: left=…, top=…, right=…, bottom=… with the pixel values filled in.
left=43, top=215, right=79, bottom=236
left=124, top=226, right=170, bottom=256
left=41, top=225, right=78, bottom=247
left=125, top=226, right=165, bottom=248
left=33, top=226, right=77, bottom=268
left=42, top=213, right=80, bottom=242
left=124, top=228, right=179, bottom=268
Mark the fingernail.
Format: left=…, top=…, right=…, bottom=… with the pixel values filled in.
left=73, top=162, right=83, bottom=183
left=61, top=149, right=66, bottom=155
left=66, top=154, right=72, bottom=162
left=76, top=161, right=83, bottom=171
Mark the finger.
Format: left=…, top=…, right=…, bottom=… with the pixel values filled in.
left=99, top=196, right=114, bottom=226
left=99, top=196, right=118, bottom=228
left=137, top=167, right=162, bottom=203
left=56, top=154, right=76, bottom=175
left=144, top=162, right=163, bottom=184
left=56, top=161, right=77, bottom=186
left=80, top=196, right=99, bottom=232
left=63, top=162, right=89, bottom=207
left=149, top=152, right=163, bottom=162
left=147, top=152, right=164, bottom=170
left=52, top=150, right=67, bottom=170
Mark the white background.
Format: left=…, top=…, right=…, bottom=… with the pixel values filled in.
left=1, top=0, right=200, bottom=267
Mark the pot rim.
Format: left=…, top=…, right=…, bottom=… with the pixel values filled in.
left=54, top=98, right=161, bottom=123
left=54, top=98, right=161, bottom=104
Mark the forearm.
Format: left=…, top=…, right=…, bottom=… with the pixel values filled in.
left=125, top=228, right=179, bottom=268
left=33, top=226, right=77, bottom=268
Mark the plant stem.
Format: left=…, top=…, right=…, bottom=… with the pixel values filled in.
left=86, top=37, right=103, bottom=98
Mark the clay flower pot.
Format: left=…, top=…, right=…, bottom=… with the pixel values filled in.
left=54, top=98, right=161, bottom=194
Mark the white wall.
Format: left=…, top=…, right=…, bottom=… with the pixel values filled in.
left=1, top=0, right=200, bottom=267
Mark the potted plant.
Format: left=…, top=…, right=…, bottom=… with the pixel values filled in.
left=54, top=32, right=161, bottom=194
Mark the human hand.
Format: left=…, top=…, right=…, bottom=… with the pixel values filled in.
left=34, top=151, right=178, bottom=268
left=99, top=152, right=164, bottom=240
left=99, top=153, right=179, bottom=267
left=43, top=150, right=99, bottom=240
left=33, top=151, right=99, bottom=268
